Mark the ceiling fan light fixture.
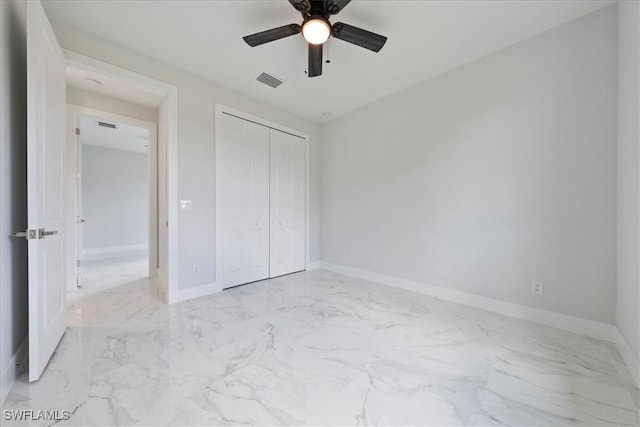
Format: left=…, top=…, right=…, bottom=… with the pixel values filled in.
left=243, top=1, right=386, bottom=78
left=302, top=17, right=330, bottom=45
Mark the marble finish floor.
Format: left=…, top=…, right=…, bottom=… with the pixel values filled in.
left=2, top=270, right=638, bottom=426
left=68, top=250, right=149, bottom=300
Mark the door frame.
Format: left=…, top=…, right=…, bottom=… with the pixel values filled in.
left=66, top=105, right=158, bottom=291
left=214, top=104, right=311, bottom=288
left=62, top=51, right=179, bottom=303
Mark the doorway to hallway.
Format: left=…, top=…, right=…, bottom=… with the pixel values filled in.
left=69, top=113, right=156, bottom=299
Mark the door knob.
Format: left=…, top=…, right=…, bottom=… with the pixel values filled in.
left=10, top=229, right=56, bottom=239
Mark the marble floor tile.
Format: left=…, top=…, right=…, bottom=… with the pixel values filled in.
left=2, top=269, right=638, bottom=426
left=605, top=342, right=640, bottom=410
left=68, top=250, right=148, bottom=300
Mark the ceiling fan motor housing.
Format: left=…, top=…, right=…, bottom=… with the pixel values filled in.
left=303, top=0, right=331, bottom=19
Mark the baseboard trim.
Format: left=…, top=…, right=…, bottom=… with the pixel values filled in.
left=614, top=327, right=640, bottom=386
left=1, top=337, right=28, bottom=405
left=306, top=261, right=320, bottom=270
left=168, top=282, right=221, bottom=304
left=83, top=244, right=148, bottom=256
left=319, top=262, right=616, bottom=341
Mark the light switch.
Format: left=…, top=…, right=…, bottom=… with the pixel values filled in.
left=180, top=200, right=192, bottom=210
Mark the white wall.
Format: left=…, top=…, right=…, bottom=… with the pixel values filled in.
left=82, top=145, right=149, bottom=252
left=0, top=0, right=28, bottom=404
left=320, top=6, right=618, bottom=323
left=616, top=1, right=640, bottom=362
left=50, top=23, right=322, bottom=291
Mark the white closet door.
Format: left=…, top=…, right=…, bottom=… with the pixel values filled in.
left=216, top=114, right=270, bottom=289
left=269, top=129, right=306, bottom=278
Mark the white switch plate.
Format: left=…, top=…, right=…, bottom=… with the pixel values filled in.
left=180, top=200, right=192, bottom=210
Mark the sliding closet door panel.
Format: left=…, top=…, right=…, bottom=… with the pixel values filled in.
left=217, top=114, right=270, bottom=289
left=270, top=129, right=306, bottom=278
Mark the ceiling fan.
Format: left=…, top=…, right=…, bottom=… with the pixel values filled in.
left=243, top=0, right=388, bottom=78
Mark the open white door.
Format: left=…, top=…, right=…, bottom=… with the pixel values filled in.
left=26, top=0, right=67, bottom=382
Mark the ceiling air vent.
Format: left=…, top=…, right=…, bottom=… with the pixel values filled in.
left=98, top=121, right=117, bottom=129
left=256, top=72, right=284, bottom=88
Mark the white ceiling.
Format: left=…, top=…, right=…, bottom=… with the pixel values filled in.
left=80, top=115, right=149, bottom=154
left=67, top=65, right=165, bottom=108
left=44, top=0, right=615, bottom=123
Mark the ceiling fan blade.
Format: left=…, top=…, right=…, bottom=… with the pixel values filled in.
left=288, top=0, right=311, bottom=13
left=326, top=0, right=351, bottom=15
left=243, top=24, right=301, bottom=47
left=308, top=43, right=323, bottom=77
left=331, top=22, right=387, bottom=52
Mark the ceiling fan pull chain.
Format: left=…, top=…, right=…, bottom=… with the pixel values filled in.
left=325, top=41, right=331, bottom=64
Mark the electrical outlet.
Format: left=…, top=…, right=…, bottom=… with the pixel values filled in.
left=193, top=264, right=199, bottom=275
left=531, top=281, right=544, bottom=295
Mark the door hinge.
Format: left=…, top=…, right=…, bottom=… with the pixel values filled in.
left=75, top=127, right=80, bottom=136
left=76, top=259, right=81, bottom=267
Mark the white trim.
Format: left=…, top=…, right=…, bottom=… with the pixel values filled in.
left=64, top=104, right=79, bottom=293
left=63, top=50, right=179, bottom=305
left=614, top=327, right=640, bottom=386
left=82, top=244, right=148, bottom=256
left=171, top=282, right=221, bottom=304
left=306, top=136, right=312, bottom=271
left=307, top=261, right=320, bottom=270
left=67, top=105, right=156, bottom=133
left=0, top=337, right=27, bottom=405
left=319, top=262, right=617, bottom=341
left=214, top=104, right=311, bottom=290
left=216, top=105, right=310, bottom=140
left=165, top=87, right=179, bottom=304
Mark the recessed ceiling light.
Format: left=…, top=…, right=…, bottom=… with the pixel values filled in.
left=322, top=112, right=333, bottom=118
left=85, top=78, right=102, bottom=87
